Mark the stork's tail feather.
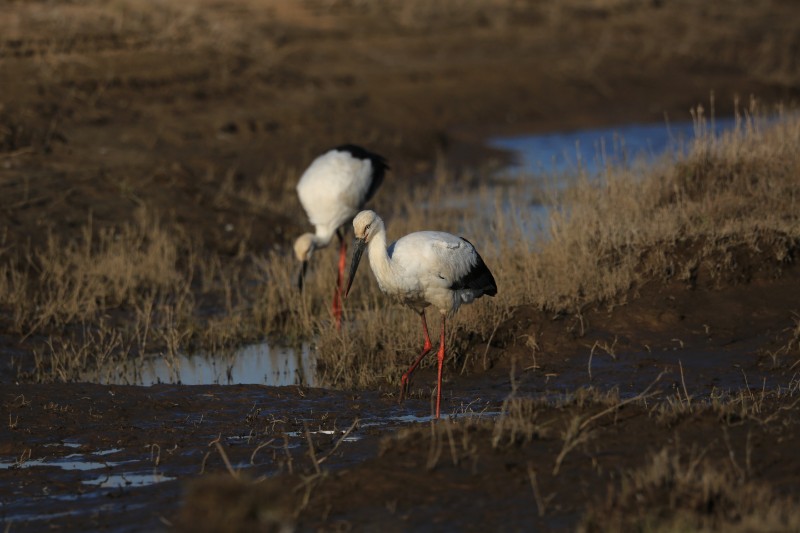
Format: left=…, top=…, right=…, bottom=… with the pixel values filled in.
left=451, top=239, right=497, bottom=297
left=471, top=255, right=498, bottom=297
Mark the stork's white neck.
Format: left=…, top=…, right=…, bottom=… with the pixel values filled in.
left=366, top=222, right=393, bottom=288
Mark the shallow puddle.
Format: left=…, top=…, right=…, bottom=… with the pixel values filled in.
left=491, top=117, right=739, bottom=176
left=0, top=449, right=131, bottom=471
left=0, top=443, right=179, bottom=527
left=283, top=408, right=501, bottom=445
left=97, top=341, right=315, bottom=386
left=83, top=472, right=176, bottom=488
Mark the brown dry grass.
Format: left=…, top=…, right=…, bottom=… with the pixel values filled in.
left=524, top=103, right=800, bottom=312
left=3, top=103, right=800, bottom=385
left=304, top=103, right=800, bottom=388
left=580, top=444, right=800, bottom=532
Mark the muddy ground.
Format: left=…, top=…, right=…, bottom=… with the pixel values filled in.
left=2, top=0, right=800, bottom=531
left=4, top=262, right=800, bottom=531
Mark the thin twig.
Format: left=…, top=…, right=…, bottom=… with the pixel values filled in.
left=213, top=441, right=240, bottom=479
left=588, top=341, right=599, bottom=380
left=303, top=422, right=322, bottom=475
left=679, top=360, right=691, bottom=406
left=579, top=371, right=665, bottom=432
left=527, top=463, right=547, bottom=517
left=282, top=433, right=294, bottom=475
left=318, top=418, right=359, bottom=465
left=199, top=451, right=212, bottom=475
left=741, top=369, right=755, bottom=402
left=250, top=438, right=276, bottom=465
left=554, top=374, right=664, bottom=475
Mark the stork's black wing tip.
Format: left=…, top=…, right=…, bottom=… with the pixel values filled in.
left=451, top=238, right=497, bottom=297
left=334, top=144, right=389, bottom=168
left=485, top=285, right=498, bottom=297
left=334, top=144, right=389, bottom=174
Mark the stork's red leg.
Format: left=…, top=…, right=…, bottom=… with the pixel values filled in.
left=435, top=314, right=446, bottom=419
left=399, top=311, right=433, bottom=403
left=332, top=230, right=346, bottom=329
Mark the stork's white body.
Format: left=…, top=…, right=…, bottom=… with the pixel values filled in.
left=346, top=210, right=496, bottom=418
left=296, top=147, right=384, bottom=248
left=368, top=230, right=489, bottom=316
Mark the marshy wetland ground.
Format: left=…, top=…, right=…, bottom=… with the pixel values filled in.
left=3, top=0, right=800, bottom=531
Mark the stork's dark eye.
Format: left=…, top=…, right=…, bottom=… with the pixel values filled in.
left=364, top=223, right=371, bottom=232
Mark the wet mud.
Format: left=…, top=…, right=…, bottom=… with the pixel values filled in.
left=5, top=258, right=800, bottom=531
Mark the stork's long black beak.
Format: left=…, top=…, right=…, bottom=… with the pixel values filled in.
left=296, top=260, right=309, bottom=292
left=345, top=237, right=366, bottom=298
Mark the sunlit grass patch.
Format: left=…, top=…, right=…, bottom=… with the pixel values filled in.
left=5, top=208, right=181, bottom=333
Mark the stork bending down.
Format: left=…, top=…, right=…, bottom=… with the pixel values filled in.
left=293, top=145, right=388, bottom=327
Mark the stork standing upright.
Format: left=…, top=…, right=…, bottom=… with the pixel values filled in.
left=294, top=145, right=389, bottom=327
left=345, top=210, right=497, bottom=419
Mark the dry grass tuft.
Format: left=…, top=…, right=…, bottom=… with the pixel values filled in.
left=491, top=397, right=549, bottom=448
left=651, top=383, right=800, bottom=428
left=5, top=208, right=182, bottom=334
left=579, top=445, right=800, bottom=532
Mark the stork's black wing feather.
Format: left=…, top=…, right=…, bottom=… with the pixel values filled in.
left=335, top=144, right=389, bottom=203
left=450, top=238, right=497, bottom=296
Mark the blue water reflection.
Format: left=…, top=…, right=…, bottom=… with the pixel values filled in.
left=491, top=118, right=738, bottom=176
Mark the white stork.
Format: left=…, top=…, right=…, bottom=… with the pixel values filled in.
left=294, top=144, right=389, bottom=327
left=345, top=210, right=497, bottom=419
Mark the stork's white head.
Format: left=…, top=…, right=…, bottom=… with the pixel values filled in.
left=352, top=210, right=382, bottom=243
left=346, top=210, right=382, bottom=298
left=293, top=233, right=316, bottom=262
